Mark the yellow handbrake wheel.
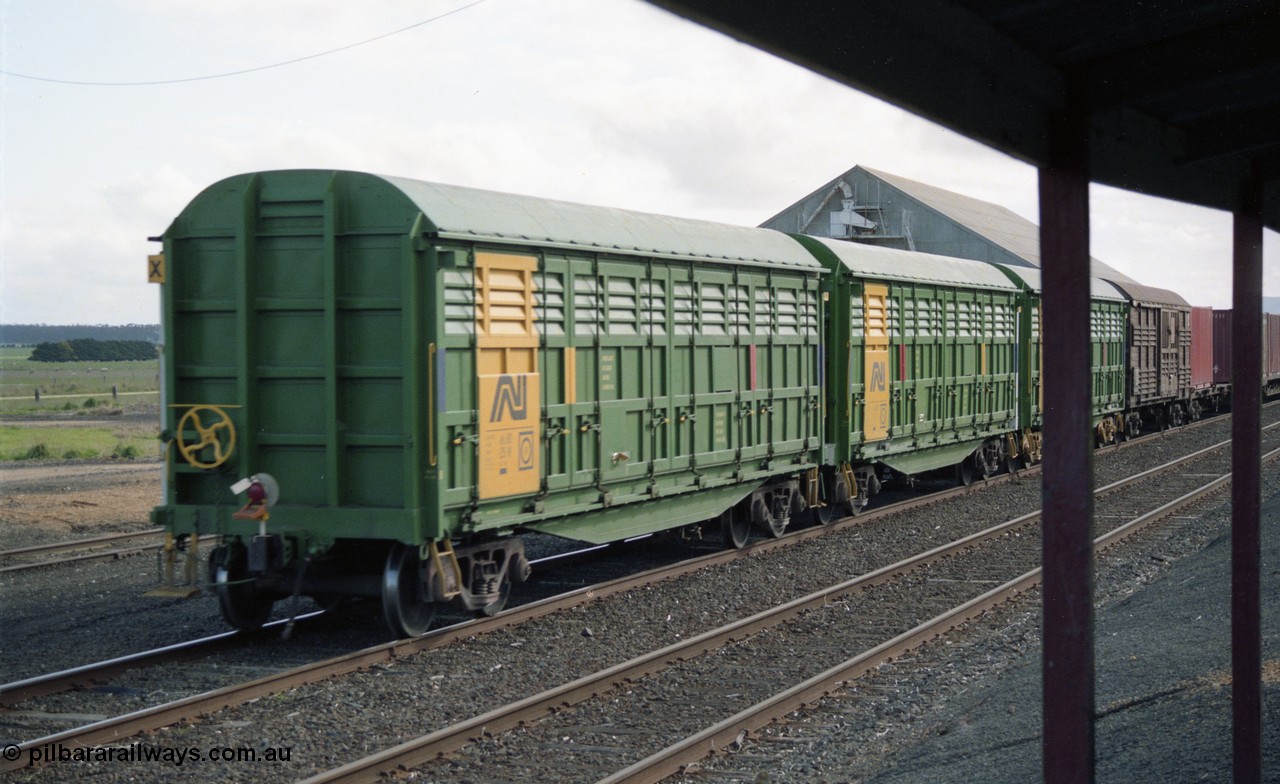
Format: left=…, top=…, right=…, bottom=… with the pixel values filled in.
left=176, top=405, right=237, bottom=469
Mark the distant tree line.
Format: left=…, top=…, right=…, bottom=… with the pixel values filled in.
left=29, top=338, right=158, bottom=362
left=1, top=324, right=160, bottom=346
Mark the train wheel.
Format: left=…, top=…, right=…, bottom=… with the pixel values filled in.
left=955, top=459, right=974, bottom=487
left=211, top=545, right=274, bottom=632
left=721, top=507, right=750, bottom=549
left=382, top=543, right=435, bottom=638
left=809, top=500, right=836, bottom=526
left=809, top=471, right=840, bottom=526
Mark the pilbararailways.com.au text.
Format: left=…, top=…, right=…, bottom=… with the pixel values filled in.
left=7, top=741, right=293, bottom=768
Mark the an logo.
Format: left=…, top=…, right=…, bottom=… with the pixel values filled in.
left=477, top=372, right=540, bottom=499
left=870, top=360, right=887, bottom=392
left=489, top=375, right=529, bottom=422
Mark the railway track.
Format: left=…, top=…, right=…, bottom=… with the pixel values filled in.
left=5, top=411, right=1273, bottom=778
left=0, top=540, right=635, bottom=712
left=604, top=449, right=1251, bottom=784
left=0, top=612, right=327, bottom=706
left=0, top=530, right=223, bottom=575
left=292, top=426, right=1276, bottom=784
left=0, top=529, right=164, bottom=574
left=0, top=448, right=984, bottom=708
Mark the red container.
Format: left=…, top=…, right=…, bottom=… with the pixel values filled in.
left=1213, top=309, right=1232, bottom=384
left=1190, top=306, right=1214, bottom=389
left=1267, top=313, right=1280, bottom=380
left=1213, top=309, right=1280, bottom=385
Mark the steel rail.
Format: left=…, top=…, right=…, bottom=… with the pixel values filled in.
left=0, top=528, right=162, bottom=560
left=0, top=610, right=325, bottom=706
left=297, top=511, right=1053, bottom=783
left=0, top=469, right=1007, bottom=708
left=0, top=533, right=217, bottom=575
left=2, top=530, right=849, bottom=766
left=0, top=540, right=633, bottom=707
left=602, top=569, right=1045, bottom=784
left=3, top=415, right=1270, bottom=773
left=598, top=451, right=1279, bottom=784
left=296, top=429, right=1271, bottom=784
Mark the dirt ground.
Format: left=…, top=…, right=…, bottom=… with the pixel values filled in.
left=0, top=461, right=161, bottom=545
left=1, top=402, right=163, bottom=546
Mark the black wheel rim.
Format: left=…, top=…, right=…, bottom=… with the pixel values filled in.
left=811, top=502, right=835, bottom=526
left=382, top=544, right=435, bottom=638
left=213, top=548, right=274, bottom=632
left=811, top=471, right=838, bottom=526
left=722, top=509, right=750, bottom=549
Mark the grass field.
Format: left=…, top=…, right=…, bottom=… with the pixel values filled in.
left=0, top=346, right=160, bottom=415
left=0, top=347, right=162, bottom=460
left=0, top=419, right=161, bottom=462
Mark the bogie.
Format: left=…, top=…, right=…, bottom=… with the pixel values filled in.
left=748, top=481, right=799, bottom=539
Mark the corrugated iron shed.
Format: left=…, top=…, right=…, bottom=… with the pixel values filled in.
left=762, top=165, right=1137, bottom=283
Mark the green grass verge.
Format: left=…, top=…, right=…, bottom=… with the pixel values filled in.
left=0, top=421, right=161, bottom=462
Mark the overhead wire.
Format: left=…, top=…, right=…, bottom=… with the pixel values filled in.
left=0, top=0, right=485, bottom=87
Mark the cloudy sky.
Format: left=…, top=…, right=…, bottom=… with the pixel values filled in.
left=2, top=0, right=1275, bottom=325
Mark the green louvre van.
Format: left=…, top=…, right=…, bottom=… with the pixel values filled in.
left=992, top=265, right=1129, bottom=446
left=151, top=170, right=827, bottom=636
left=794, top=236, right=1024, bottom=503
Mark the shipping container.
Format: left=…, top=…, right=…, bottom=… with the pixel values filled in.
left=1213, top=309, right=1232, bottom=384
left=1211, top=309, right=1280, bottom=389
left=1190, top=306, right=1214, bottom=389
